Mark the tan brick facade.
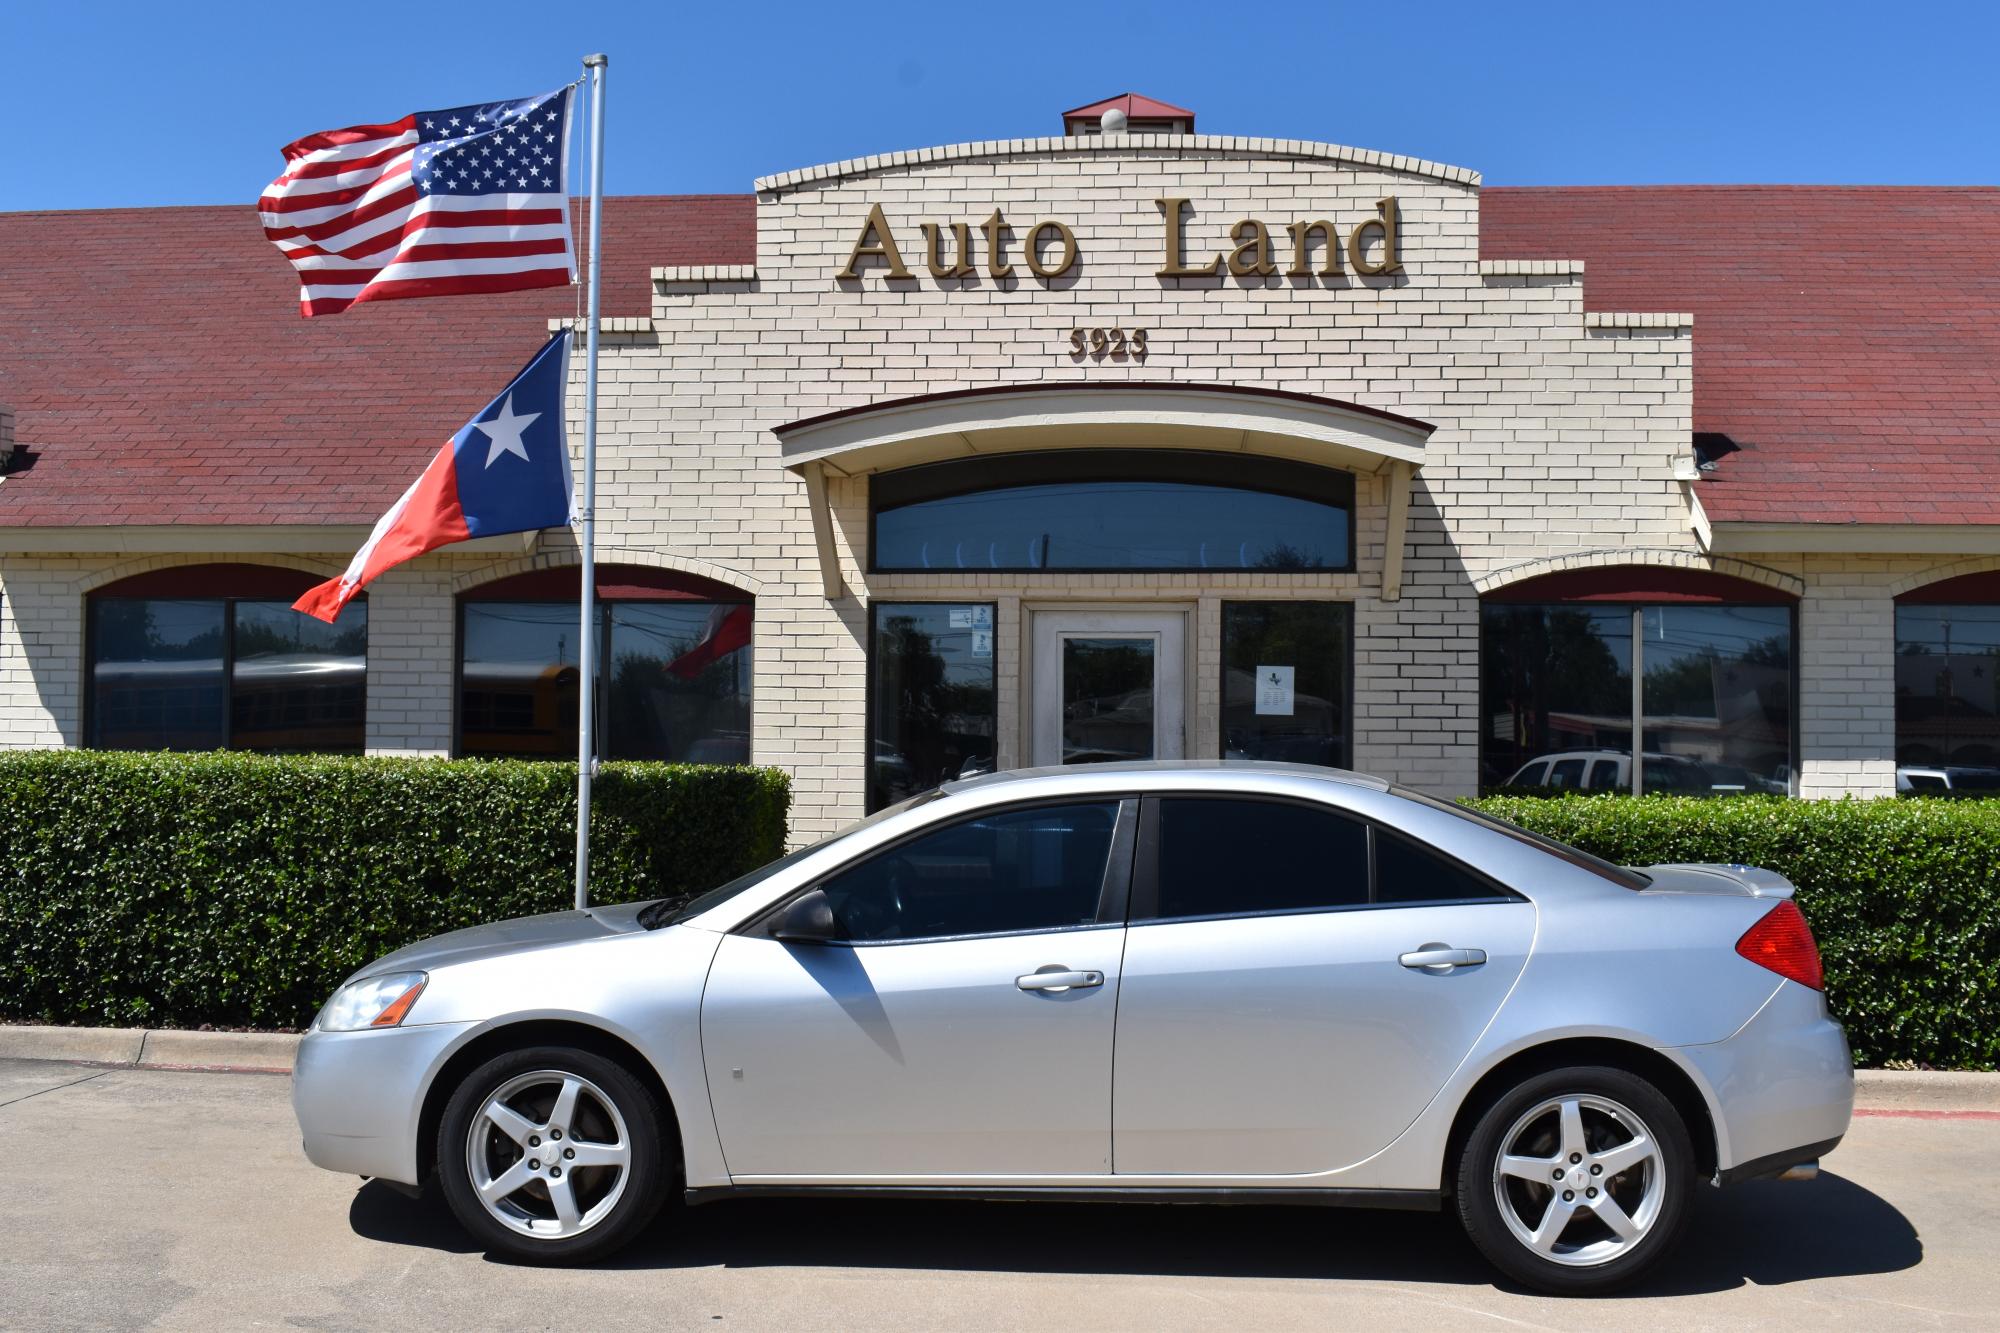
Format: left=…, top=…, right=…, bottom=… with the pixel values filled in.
left=5, top=134, right=1994, bottom=835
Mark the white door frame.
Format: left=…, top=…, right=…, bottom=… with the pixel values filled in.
left=1027, top=605, right=1191, bottom=767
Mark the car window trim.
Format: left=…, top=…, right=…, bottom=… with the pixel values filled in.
left=740, top=795, right=1139, bottom=946
left=1128, top=791, right=1524, bottom=926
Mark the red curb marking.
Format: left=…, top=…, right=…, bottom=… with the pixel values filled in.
left=1854, top=1107, right=2000, bottom=1121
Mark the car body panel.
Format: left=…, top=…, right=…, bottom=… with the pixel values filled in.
left=702, top=925, right=1127, bottom=1179
left=1112, top=901, right=1536, bottom=1175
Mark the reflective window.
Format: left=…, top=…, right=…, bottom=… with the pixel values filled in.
left=871, top=451, right=1353, bottom=573
left=1894, top=605, right=2000, bottom=789
left=1481, top=605, right=1633, bottom=791
left=1482, top=601, right=1794, bottom=796
left=1148, top=797, right=1370, bottom=920
left=1062, top=637, right=1155, bottom=763
left=869, top=603, right=998, bottom=811
left=1221, top=602, right=1352, bottom=767
left=1374, top=829, right=1513, bottom=905
left=817, top=802, right=1120, bottom=942
left=459, top=599, right=751, bottom=762
left=88, top=596, right=365, bottom=752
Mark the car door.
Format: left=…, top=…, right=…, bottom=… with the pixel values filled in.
left=701, top=797, right=1135, bottom=1182
left=1111, top=795, right=1535, bottom=1177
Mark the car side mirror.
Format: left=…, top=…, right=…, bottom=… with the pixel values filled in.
left=770, top=888, right=839, bottom=944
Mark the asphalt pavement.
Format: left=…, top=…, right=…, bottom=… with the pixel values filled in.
left=7, top=1056, right=1993, bottom=1331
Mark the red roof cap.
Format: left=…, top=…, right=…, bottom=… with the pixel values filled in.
left=1062, top=93, right=1195, bottom=132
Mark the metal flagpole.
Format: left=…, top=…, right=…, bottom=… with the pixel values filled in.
left=574, top=53, right=607, bottom=912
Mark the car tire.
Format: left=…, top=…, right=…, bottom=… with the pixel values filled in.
left=437, top=1044, right=669, bottom=1265
left=1454, top=1065, right=1694, bottom=1295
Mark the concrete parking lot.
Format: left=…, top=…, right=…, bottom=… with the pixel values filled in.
left=6, top=1056, right=1994, bottom=1331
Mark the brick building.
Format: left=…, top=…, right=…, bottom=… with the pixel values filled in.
left=5, top=96, right=2000, bottom=838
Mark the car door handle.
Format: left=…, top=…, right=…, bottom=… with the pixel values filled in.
left=1016, top=969, right=1104, bottom=992
left=1399, top=945, right=1487, bottom=973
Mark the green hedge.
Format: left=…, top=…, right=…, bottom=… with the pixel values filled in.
left=0, top=751, right=789, bottom=1030
left=1469, top=794, right=2000, bottom=1070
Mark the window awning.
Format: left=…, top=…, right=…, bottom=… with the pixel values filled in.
left=774, top=383, right=1433, bottom=599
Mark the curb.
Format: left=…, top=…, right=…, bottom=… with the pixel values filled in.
left=0, top=1025, right=300, bottom=1073
left=2, top=1026, right=1998, bottom=1112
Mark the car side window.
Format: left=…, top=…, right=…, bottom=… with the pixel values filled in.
left=1515, top=761, right=1549, bottom=787
left=1148, top=797, right=1370, bottom=920
left=1587, top=759, right=1621, bottom=791
left=1548, top=758, right=1586, bottom=789
left=815, top=801, right=1121, bottom=943
left=1373, top=828, right=1517, bottom=906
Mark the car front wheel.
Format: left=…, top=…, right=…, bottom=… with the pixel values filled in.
left=1455, top=1065, right=1693, bottom=1294
left=437, top=1045, right=668, bottom=1264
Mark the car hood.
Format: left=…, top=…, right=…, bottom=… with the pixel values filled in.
left=1638, top=863, right=1796, bottom=899
left=355, top=900, right=655, bottom=979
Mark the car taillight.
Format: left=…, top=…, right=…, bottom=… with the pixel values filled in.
left=1735, top=899, right=1824, bottom=991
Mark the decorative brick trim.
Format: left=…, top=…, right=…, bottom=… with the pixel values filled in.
left=75, top=552, right=343, bottom=596
left=1888, top=555, right=2000, bottom=598
left=448, top=544, right=762, bottom=597
left=1472, top=548, right=1803, bottom=598
left=544, top=317, right=656, bottom=334
left=1478, top=259, right=1584, bottom=277
left=1584, top=311, right=1695, bottom=330
left=754, top=134, right=1481, bottom=195
left=652, top=265, right=756, bottom=284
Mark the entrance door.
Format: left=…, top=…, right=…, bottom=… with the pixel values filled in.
left=1031, top=609, right=1187, bottom=767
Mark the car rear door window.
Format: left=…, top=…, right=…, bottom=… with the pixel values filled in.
left=1373, top=828, right=1516, bottom=905
left=1587, top=759, right=1621, bottom=791
left=1548, top=758, right=1587, bottom=789
left=816, top=801, right=1121, bottom=942
left=1147, top=797, right=1370, bottom=920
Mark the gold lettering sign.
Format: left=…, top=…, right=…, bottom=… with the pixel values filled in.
left=834, top=197, right=1402, bottom=285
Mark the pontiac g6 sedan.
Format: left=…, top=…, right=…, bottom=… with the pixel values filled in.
left=293, top=762, right=1851, bottom=1294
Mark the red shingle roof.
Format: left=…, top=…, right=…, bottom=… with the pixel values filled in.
left=3, top=185, right=1996, bottom=531
left=0, top=196, right=752, bottom=527
left=1481, top=186, right=2000, bottom=526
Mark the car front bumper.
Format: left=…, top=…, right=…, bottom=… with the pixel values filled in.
left=292, top=1020, right=479, bottom=1185
left=1676, top=978, right=1853, bottom=1177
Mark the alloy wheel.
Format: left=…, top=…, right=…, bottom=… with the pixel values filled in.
left=1490, top=1093, right=1665, bottom=1268
left=464, top=1068, right=633, bottom=1240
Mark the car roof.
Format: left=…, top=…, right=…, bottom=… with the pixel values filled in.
left=942, top=759, right=1392, bottom=796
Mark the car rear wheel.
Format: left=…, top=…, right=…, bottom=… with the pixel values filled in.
left=437, top=1045, right=668, bottom=1264
left=1455, top=1065, right=1693, bottom=1295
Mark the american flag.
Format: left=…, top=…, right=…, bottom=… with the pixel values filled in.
left=260, top=88, right=575, bottom=317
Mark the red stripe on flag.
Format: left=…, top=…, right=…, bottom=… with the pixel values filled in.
left=277, top=206, right=570, bottom=261
left=299, top=266, right=571, bottom=316
left=258, top=158, right=413, bottom=215
left=298, top=238, right=572, bottom=283
left=260, top=183, right=419, bottom=243
left=280, top=115, right=417, bottom=159
left=278, top=139, right=415, bottom=182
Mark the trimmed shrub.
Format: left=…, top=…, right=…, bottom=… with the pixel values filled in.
left=0, top=751, right=789, bottom=1029
left=1470, top=794, right=2000, bottom=1070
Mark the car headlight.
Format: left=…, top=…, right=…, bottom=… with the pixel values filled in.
left=315, top=971, right=428, bottom=1032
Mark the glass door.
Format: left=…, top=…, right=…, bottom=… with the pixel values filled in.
left=1030, top=609, right=1187, bottom=767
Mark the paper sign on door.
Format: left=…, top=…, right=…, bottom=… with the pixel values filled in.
left=1255, top=665, right=1295, bottom=716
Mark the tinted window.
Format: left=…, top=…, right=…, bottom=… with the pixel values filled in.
left=1220, top=602, right=1351, bottom=766
left=1894, top=603, right=2000, bottom=777
left=1587, top=759, right=1621, bottom=791
left=1151, top=797, right=1369, bottom=920
left=1481, top=605, right=1633, bottom=791
left=1374, top=829, right=1514, bottom=905
left=869, top=603, right=997, bottom=810
left=871, top=451, right=1354, bottom=573
left=818, top=802, right=1119, bottom=942
left=1514, top=761, right=1548, bottom=787
left=1548, top=758, right=1587, bottom=789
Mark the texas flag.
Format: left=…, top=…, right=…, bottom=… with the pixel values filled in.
left=294, top=331, right=573, bottom=621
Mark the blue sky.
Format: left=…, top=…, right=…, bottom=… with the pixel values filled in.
left=6, top=0, right=1996, bottom=211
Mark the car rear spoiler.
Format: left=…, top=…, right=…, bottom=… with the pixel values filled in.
left=1636, top=864, right=1797, bottom=899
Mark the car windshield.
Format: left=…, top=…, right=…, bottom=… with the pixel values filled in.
left=1390, top=786, right=1653, bottom=890
left=638, top=789, right=947, bottom=929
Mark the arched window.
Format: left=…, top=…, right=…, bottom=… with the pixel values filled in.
left=1894, top=571, right=2000, bottom=790
left=869, top=450, right=1355, bottom=573
left=86, top=564, right=366, bottom=752
left=457, top=565, right=752, bottom=763
left=1480, top=567, right=1796, bottom=796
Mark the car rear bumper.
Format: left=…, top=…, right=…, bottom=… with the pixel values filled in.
left=292, top=1020, right=479, bottom=1185
left=1676, top=979, right=1853, bottom=1175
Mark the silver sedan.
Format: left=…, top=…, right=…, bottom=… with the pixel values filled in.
left=292, top=761, right=1852, bottom=1294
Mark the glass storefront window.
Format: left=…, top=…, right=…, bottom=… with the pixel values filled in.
left=1220, top=602, right=1352, bottom=767
left=869, top=603, right=998, bottom=810
left=1894, top=604, right=2000, bottom=789
left=1480, top=600, right=1792, bottom=796
left=870, top=451, right=1354, bottom=573
left=88, top=596, right=365, bottom=752
left=458, top=600, right=752, bottom=762
left=1480, top=605, right=1633, bottom=791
